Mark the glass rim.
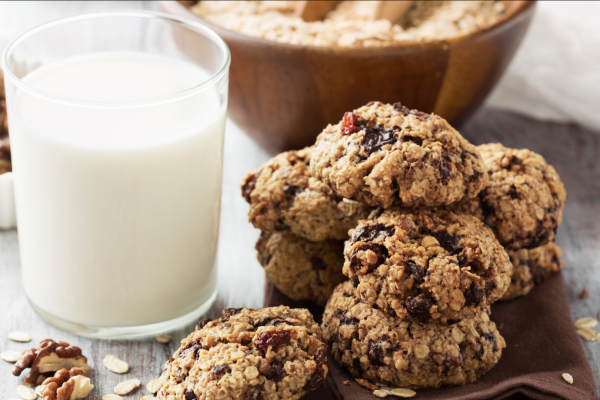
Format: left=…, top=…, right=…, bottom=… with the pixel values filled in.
left=1, top=10, right=231, bottom=109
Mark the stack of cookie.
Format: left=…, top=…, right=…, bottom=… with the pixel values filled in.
left=449, top=143, right=566, bottom=301
left=242, top=147, right=372, bottom=306
left=241, top=101, right=566, bottom=389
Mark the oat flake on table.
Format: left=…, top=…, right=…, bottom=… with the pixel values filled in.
left=7, top=331, right=32, bottom=342
left=34, top=385, right=45, bottom=398
left=577, top=327, right=600, bottom=341
left=16, top=385, right=36, bottom=400
left=192, top=1, right=506, bottom=47
left=1, top=350, right=21, bottom=362
left=154, top=334, right=172, bottom=344
left=114, top=379, right=141, bottom=395
left=146, top=378, right=161, bottom=394
left=102, top=395, right=123, bottom=400
left=103, top=355, right=129, bottom=374
left=575, top=317, right=598, bottom=328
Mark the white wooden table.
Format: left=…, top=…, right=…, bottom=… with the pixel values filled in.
left=0, top=2, right=599, bottom=400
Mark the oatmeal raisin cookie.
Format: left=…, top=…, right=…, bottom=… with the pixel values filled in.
left=156, top=306, right=328, bottom=400
left=242, top=147, right=372, bottom=241
left=322, top=281, right=505, bottom=389
left=256, top=231, right=345, bottom=306
left=501, top=242, right=564, bottom=301
left=310, top=102, right=488, bottom=209
left=449, top=143, right=566, bottom=250
left=344, top=209, right=511, bottom=325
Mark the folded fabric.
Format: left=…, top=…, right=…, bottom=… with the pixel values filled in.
left=265, top=273, right=597, bottom=400
left=486, top=2, right=600, bottom=133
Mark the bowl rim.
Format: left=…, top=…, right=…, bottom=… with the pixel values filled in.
left=159, top=0, right=536, bottom=53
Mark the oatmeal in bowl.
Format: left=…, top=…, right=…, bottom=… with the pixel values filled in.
left=158, top=1, right=535, bottom=154
left=191, top=1, right=508, bottom=47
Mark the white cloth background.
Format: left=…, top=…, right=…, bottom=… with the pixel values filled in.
left=486, top=1, right=600, bottom=132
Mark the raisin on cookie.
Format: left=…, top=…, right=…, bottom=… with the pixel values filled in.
left=256, top=231, right=346, bottom=306
left=501, top=242, right=564, bottom=301
left=344, top=209, right=511, bottom=325
left=449, top=143, right=566, bottom=250
left=309, top=102, right=488, bottom=209
left=322, top=281, right=505, bottom=389
left=241, top=147, right=372, bottom=242
left=156, top=307, right=328, bottom=400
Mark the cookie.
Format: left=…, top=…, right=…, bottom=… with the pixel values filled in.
left=256, top=231, right=345, bottom=306
left=322, top=281, right=505, bottom=389
left=156, top=306, right=328, bottom=400
left=501, top=242, right=564, bottom=301
left=309, top=102, right=488, bottom=209
left=449, top=143, right=566, bottom=250
left=344, top=209, right=511, bottom=325
left=241, top=147, right=372, bottom=241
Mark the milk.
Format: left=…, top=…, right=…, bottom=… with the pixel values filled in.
left=9, top=52, right=226, bottom=328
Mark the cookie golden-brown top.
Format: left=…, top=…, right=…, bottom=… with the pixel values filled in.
left=310, top=102, right=488, bottom=209
left=343, top=209, right=511, bottom=325
left=156, top=306, right=328, bottom=400
left=322, top=281, right=505, bottom=389
left=450, top=143, right=566, bottom=250
left=242, top=147, right=372, bottom=241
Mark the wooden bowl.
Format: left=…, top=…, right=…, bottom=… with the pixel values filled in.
left=159, top=1, right=535, bottom=154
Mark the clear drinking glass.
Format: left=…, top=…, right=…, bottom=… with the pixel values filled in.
left=1, top=11, right=230, bottom=339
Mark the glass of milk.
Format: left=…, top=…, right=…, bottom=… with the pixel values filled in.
left=1, top=11, right=230, bottom=338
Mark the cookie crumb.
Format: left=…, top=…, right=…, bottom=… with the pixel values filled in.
left=580, top=289, right=588, bottom=299
left=562, top=373, right=573, bottom=384
left=373, top=390, right=388, bottom=398
left=343, top=380, right=350, bottom=385
left=356, top=378, right=379, bottom=390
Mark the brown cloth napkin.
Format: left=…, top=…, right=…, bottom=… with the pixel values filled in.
left=264, top=273, right=598, bottom=400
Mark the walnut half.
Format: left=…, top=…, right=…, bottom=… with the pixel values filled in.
left=13, top=339, right=90, bottom=385
left=41, top=368, right=93, bottom=400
